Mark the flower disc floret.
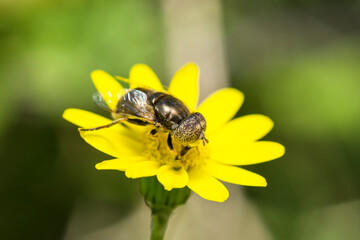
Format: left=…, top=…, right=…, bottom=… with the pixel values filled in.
left=142, top=127, right=208, bottom=169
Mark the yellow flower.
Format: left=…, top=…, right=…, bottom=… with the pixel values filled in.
left=62, top=63, right=285, bottom=202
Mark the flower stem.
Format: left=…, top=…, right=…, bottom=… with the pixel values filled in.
left=150, top=206, right=172, bottom=240
left=140, top=177, right=191, bottom=240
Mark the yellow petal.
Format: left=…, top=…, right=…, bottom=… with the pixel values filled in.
left=202, top=160, right=267, bottom=187
left=63, top=108, right=113, bottom=128
left=187, top=168, right=229, bottom=202
left=168, top=63, right=199, bottom=111
left=91, top=70, right=123, bottom=110
left=129, top=64, right=163, bottom=91
left=95, top=156, right=148, bottom=171
left=157, top=165, right=189, bottom=191
left=125, top=161, right=161, bottom=178
left=79, top=128, right=141, bottom=158
left=196, top=88, right=244, bottom=135
left=63, top=108, right=140, bottom=157
left=210, top=141, right=285, bottom=166
left=210, top=114, right=274, bottom=145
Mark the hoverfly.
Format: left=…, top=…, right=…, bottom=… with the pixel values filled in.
left=80, top=79, right=208, bottom=157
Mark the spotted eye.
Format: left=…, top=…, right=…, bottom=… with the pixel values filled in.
left=173, top=113, right=206, bottom=146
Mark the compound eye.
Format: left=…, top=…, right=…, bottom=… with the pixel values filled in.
left=173, top=113, right=206, bottom=146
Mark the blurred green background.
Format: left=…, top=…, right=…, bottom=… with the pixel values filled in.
left=0, top=0, right=359, bottom=240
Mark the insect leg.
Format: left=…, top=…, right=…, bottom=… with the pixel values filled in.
left=180, top=146, right=191, bottom=156
left=79, top=118, right=128, bottom=131
left=196, top=146, right=200, bottom=154
left=167, top=132, right=174, bottom=151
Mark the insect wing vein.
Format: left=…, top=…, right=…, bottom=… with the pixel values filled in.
left=119, top=89, right=156, bottom=121
left=92, top=91, right=122, bottom=112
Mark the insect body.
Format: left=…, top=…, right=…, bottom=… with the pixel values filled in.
left=81, top=87, right=208, bottom=156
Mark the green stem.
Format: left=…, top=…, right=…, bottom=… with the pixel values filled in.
left=141, top=177, right=191, bottom=240
left=150, top=207, right=172, bottom=240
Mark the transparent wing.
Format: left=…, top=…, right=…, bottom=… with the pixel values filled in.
left=93, top=89, right=156, bottom=122
left=119, top=89, right=156, bottom=121
left=92, top=90, right=123, bottom=113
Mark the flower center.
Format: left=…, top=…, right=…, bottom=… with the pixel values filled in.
left=142, top=127, right=208, bottom=170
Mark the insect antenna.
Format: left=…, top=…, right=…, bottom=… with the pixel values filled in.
left=202, top=137, right=209, bottom=146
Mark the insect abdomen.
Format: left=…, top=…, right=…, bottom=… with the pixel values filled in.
left=153, top=94, right=190, bottom=130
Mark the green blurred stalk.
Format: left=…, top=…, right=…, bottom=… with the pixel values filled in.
left=141, top=177, right=191, bottom=240
left=150, top=206, right=172, bottom=240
